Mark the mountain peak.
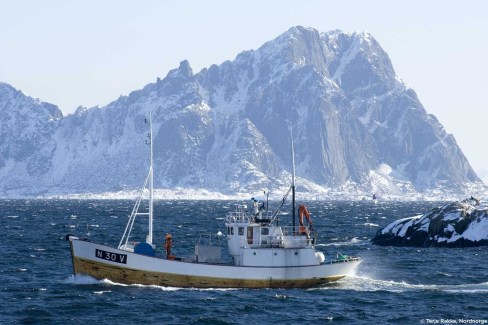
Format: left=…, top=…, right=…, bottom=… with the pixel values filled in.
left=0, top=81, right=13, bottom=89
left=275, top=25, right=322, bottom=46
left=286, top=25, right=319, bottom=37
left=258, top=26, right=382, bottom=81
left=0, top=81, right=21, bottom=98
left=0, top=82, right=62, bottom=119
left=166, top=60, right=194, bottom=79
left=74, top=106, right=89, bottom=115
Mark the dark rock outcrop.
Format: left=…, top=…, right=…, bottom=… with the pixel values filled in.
left=372, top=199, right=488, bottom=247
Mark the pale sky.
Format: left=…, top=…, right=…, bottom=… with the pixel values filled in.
left=1, top=0, right=487, bottom=182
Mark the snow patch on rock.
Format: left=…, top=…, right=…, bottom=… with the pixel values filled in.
left=372, top=199, right=488, bottom=247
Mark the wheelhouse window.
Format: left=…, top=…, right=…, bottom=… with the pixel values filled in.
left=238, top=227, right=244, bottom=236
left=261, top=227, right=269, bottom=235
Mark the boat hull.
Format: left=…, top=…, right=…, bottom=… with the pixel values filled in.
left=69, top=238, right=360, bottom=288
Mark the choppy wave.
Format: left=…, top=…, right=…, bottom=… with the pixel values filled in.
left=362, top=222, right=379, bottom=227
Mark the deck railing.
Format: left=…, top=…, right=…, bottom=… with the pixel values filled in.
left=225, top=211, right=251, bottom=223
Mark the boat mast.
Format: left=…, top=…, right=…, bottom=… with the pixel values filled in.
left=118, top=113, right=155, bottom=249
left=291, top=138, right=296, bottom=228
left=148, top=111, right=154, bottom=245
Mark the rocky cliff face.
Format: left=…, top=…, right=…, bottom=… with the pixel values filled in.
left=0, top=26, right=483, bottom=197
left=0, top=82, right=62, bottom=194
left=371, top=199, right=488, bottom=247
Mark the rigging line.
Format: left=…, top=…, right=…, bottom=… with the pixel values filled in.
left=270, top=186, right=292, bottom=223
left=118, top=160, right=151, bottom=248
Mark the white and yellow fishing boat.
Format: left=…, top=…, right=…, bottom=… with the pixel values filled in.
left=67, top=113, right=361, bottom=288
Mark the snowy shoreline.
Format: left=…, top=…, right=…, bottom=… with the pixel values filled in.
left=1, top=187, right=486, bottom=201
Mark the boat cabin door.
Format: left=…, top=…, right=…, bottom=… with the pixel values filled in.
left=247, top=227, right=253, bottom=245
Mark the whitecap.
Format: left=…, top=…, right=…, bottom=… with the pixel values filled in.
left=93, top=290, right=112, bottom=295
left=189, top=287, right=239, bottom=292
left=318, top=237, right=366, bottom=246
left=436, top=271, right=453, bottom=277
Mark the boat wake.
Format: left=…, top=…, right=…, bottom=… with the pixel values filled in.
left=99, top=279, right=238, bottom=291
left=101, top=279, right=182, bottom=291
left=65, top=275, right=181, bottom=290
left=315, top=275, right=488, bottom=293
left=66, top=274, right=487, bottom=293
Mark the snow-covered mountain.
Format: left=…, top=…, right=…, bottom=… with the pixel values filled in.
left=0, top=82, right=63, bottom=194
left=0, top=26, right=484, bottom=198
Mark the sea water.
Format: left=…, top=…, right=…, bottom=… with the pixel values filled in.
left=1, top=199, right=487, bottom=324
